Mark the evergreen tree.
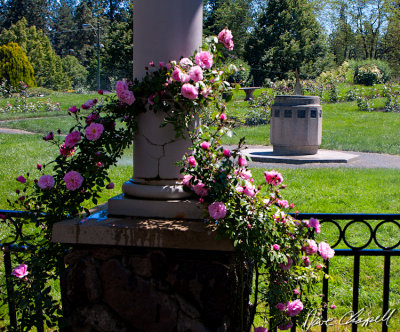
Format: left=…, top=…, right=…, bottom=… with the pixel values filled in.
left=62, top=55, right=88, bottom=88
left=4, top=0, right=50, bottom=32
left=0, top=42, right=36, bottom=88
left=244, top=0, right=327, bottom=84
left=0, top=18, right=70, bottom=90
left=51, top=0, right=76, bottom=57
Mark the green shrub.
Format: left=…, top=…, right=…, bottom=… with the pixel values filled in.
left=225, top=58, right=250, bottom=85
left=62, top=55, right=88, bottom=89
left=351, top=60, right=392, bottom=86
left=0, top=42, right=36, bottom=89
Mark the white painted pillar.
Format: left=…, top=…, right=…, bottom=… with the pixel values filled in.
left=120, top=0, right=203, bottom=201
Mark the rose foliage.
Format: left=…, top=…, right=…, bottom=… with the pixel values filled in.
left=1, top=30, right=334, bottom=331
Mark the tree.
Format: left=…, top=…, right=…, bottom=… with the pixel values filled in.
left=3, top=0, right=50, bottom=32
left=0, top=42, right=36, bottom=88
left=245, top=0, right=328, bottom=84
left=0, top=18, right=70, bottom=90
left=62, top=55, right=88, bottom=88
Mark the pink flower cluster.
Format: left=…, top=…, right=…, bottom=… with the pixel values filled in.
left=218, top=28, right=234, bottom=50
left=319, top=241, right=335, bottom=260
left=65, top=131, right=81, bottom=148
left=85, top=123, right=104, bottom=141
left=264, top=169, right=283, bottom=186
left=208, top=201, right=227, bottom=220
left=276, top=299, right=304, bottom=318
left=116, top=80, right=135, bottom=105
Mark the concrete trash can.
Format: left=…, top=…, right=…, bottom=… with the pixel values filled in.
left=270, top=95, right=322, bottom=155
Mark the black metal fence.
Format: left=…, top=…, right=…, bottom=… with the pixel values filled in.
left=2, top=210, right=400, bottom=331
left=292, top=213, right=400, bottom=332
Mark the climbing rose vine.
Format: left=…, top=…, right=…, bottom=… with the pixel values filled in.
left=2, top=29, right=334, bottom=331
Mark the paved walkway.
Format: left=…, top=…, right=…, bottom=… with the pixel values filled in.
left=1, top=128, right=400, bottom=169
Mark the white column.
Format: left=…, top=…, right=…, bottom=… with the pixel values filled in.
left=120, top=0, right=203, bottom=202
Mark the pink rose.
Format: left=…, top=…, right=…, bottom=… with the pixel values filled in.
left=243, top=185, right=255, bottom=198
left=254, top=328, right=268, bottom=332
left=208, top=201, right=227, bottom=220
left=172, top=67, right=184, bottom=81
left=179, top=57, right=193, bottom=69
left=188, top=65, right=203, bottom=82
left=115, top=80, right=135, bottom=105
left=68, top=105, right=79, bottom=113
left=64, top=171, right=84, bottom=191
left=305, top=239, right=318, bottom=255
left=302, top=256, right=310, bottom=266
left=59, top=143, right=75, bottom=157
left=43, top=132, right=54, bottom=141
left=220, top=113, right=227, bottom=121
left=278, top=199, right=289, bottom=208
left=85, top=123, right=104, bottom=141
left=181, top=73, right=190, bottom=83
left=16, top=176, right=26, bottom=183
left=276, top=302, right=286, bottom=311
left=38, top=175, right=55, bottom=190
left=65, top=131, right=81, bottom=148
left=200, top=141, right=210, bottom=150
left=272, top=244, right=280, bottom=251
left=81, top=100, right=95, bottom=110
left=293, top=288, right=301, bottom=295
left=195, top=51, right=213, bottom=69
left=331, top=304, right=337, bottom=309
left=286, top=299, right=304, bottom=317
left=188, top=156, right=197, bottom=167
left=264, top=169, right=283, bottom=186
left=193, top=182, right=209, bottom=197
left=309, top=217, right=321, bottom=233
left=36, top=163, right=42, bottom=170
left=238, top=156, right=247, bottom=167
left=182, top=174, right=193, bottom=187
left=319, top=242, right=335, bottom=260
left=181, top=83, right=198, bottom=100
left=223, top=149, right=230, bottom=157
left=279, top=257, right=293, bottom=271
left=218, top=28, right=234, bottom=50
left=11, top=264, right=28, bottom=278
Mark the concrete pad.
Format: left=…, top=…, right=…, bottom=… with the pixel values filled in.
left=244, top=147, right=359, bottom=164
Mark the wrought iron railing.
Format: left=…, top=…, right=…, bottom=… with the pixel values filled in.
left=1, top=210, right=400, bottom=331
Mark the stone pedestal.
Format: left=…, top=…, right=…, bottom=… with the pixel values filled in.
left=270, top=95, right=322, bottom=155
left=53, top=206, right=250, bottom=332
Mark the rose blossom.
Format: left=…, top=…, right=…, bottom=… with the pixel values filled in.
left=115, top=80, right=135, bottom=105
left=188, top=65, right=203, bottom=82
left=200, top=141, right=210, bottom=150
left=179, top=57, right=193, bottom=69
left=16, top=176, right=26, bottom=183
left=106, top=182, right=114, bottom=189
left=68, top=105, right=79, bottom=113
left=238, top=156, right=247, bottom=166
left=181, top=83, right=198, bottom=100
left=208, top=201, right=227, bottom=220
left=309, top=217, right=321, bottom=233
left=65, top=131, right=81, bottom=148
left=264, top=169, right=283, bottom=186
left=223, top=149, right=230, bottom=157
left=331, top=304, right=337, bottom=309
left=38, top=175, right=55, bottom=190
left=293, top=288, right=301, bottom=295
left=172, top=67, right=184, bottom=81
left=272, top=244, right=280, bottom=251
left=218, top=28, right=234, bottom=50
left=302, top=256, right=310, bottom=266
left=182, top=174, right=193, bottom=187
left=195, top=50, right=213, bottom=69
left=11, top=264, right=28, bottom=278
left=81, top=99, right=95, bottom=110
left=319, top=242, right=335, bottom=260
left=279, top=257, right=293, bottom=270
left=254, top=328, right=268, bottom=332
left=276, top=302, right=286, bottom=311
left=305, top=239, right=318, bottom=255
left=243, top=185, right=256, bottom=198
left=278, top=199, right=289, bottom=208
left=187, top=156, right=197, bottom=167
left=43, top=132, right=54, bottom=141
left=59, top=143, right=74, bottom=157
left=85, top=123, right=104, bottom=141
left=286, top=299, right=304, bottom=317
left=201, top=87, right=212, bottom=98
left=220, top=113, right=227, bottom=121
left=64, top=171, right=84, bottom=191
left=193, top=182, right=209, bottom=197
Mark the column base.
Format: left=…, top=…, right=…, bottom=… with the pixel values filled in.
left=122, top=180, right=193, bottom=200
left=108, top=194, right=204, bottom=220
